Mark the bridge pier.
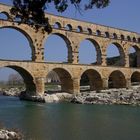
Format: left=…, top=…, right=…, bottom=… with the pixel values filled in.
left=102, top=78, right=108, bottom=89
left=72, top=78, right=80, bottom=95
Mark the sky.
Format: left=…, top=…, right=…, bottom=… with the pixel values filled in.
left=0, top=0, right=139, bottom=81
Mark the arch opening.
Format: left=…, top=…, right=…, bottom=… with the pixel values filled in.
left=105, top=32, right=110, bottom=38
left=45, top=68, right=73, bottom=94
left=80, top=69, right=102, bottom=92
left=65, top=24, right=72, bottom=31
left=106, top=43, right=125, bottom=66
left=108, top=71, right=126, bottom=88
left=128, top=46, right=140, bottom=67
left=0, top=27, right=34, bottom=60
left=79, top=39, right=102, bottom=65
left=0, top=66, right=36, bottom=95
left=131, top=72, right=140, bottom=86
left=77, top=26, right=83, bottom=32
left=45, top=33, right=72, bottom=63
left=53, top=22, right=61, bottom=29
left=0, top=12, right=9, bottom=20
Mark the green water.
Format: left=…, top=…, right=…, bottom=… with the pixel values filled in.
left=0, top=96, right=140, bottom=140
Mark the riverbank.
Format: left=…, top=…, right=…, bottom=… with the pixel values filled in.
left=1, top=86, right=140, bottom=105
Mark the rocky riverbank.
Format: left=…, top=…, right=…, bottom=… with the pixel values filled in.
left=0, top=129, right=23, bottom=140
left=71, top=86, right=140, bottom=105
left=1, top=86, right=140, bottom=105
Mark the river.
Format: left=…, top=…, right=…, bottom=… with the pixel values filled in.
left=0, top=96, right=140, bottom=140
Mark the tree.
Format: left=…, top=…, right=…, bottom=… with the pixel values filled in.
left=11, top=0, right=110, bottom=32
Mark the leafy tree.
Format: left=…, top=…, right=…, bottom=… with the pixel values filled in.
left=11, top=0, right=110, bottom=32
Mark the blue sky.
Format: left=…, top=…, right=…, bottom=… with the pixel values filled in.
left=0, top=0, right=139, bottom=81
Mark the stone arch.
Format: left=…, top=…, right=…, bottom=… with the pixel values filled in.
left=65, top=24, right=72, bottom=31
left=79, top=38, right=102, bottom=64
left=106, top=42, right=125, bottom=66
left=128, top=45, right=140, bottom=67
left=127, top=36, right=131, bottom=41
left=121, top=34, right=125, bottom=40
left=0, top=26, right=35, bottom=60
left=53, top=22, right=62, bottom=29
left=133, top=37, right=136, bottom=42
left=1, top=65, right=36, bottom=95
left=77, top=26, right=83, bottom=32
left=113, top=33, right=117, bottom=39
left=96, top=30, right=101, bottom=36
left=131, top=71, right=140, bottom=86
left=87, top=28, right=92, bottom=35
left=108, top=70, right=126, bottom=88
left=0, top=11, right=10, bottom=20
left=105, top=32, right=110, bottom=38
left=45, top=32, right=73, bottom=63
left=80, top=69, right=103, bottom=91
left=46, top=68, right=73, bottom=93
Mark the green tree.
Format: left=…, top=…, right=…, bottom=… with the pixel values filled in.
left=11, top=0, right=110, bottom=32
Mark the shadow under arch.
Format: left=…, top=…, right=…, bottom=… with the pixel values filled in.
left=106, top=42, right=125, bottom=66
left=46, top=68, right=73, bottom=93
left=79, top=38, right=102, bottom=65
left=131, top=71, right=140, bottom=86
left=4, top=65, right=36, bottom=95
left=108, top=70, right=126, bottom=88
left=80, top=69, right=103, bottom=91
left=45, top=32, right=73, bottom=63
left=0, top=26, right=35, bottom=60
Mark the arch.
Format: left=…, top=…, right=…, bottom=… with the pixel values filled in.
left=96, top=30, right=101, bottom=36
left=121, top=34, right=125, bottom=40
left=53, top=22, right=62, bottom=29
left=127, top=36, right=131, bottom=41
left=0, top=65, right=36, bottom=95
left=128, top=45, right=140, bottom=67
left=113, top=33, right=117, bottom=39
left=133, top=37, right=136, bottom=42
left=77, top=26, right=83, bottom=32
left=106, top=42, right=125, bottom=66
left=138, top=38, right=140, bottom=43
left=0, top=26, right=35, bottom=60
left=65, top=24, right=72, bottom=31
left=45, top=33, right=72, bottom=63
left=87, top=28, right=92, bottom=35
left=80, top=69, right=102, bottom=91
left=46, top=68, right=73, bottom=93
left=105, top=32, right=110, bottom=38
left=108, top=70, right=126, bottom=88
left=0, top=12, right=10, bottom=20
left=79, top=38, right=102, bottom=64
left=131, top=72, right=140, bottom=86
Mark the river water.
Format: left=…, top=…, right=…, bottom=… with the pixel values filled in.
left=0, top=96, right=140, bottom=140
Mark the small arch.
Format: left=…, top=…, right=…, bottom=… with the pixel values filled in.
left=108, top=70, right=126, bottom=88
left=106, top=43, right=125, bottom=66
left=127, top=36, right=131, bottom=41
left=87, top=28, right=92, bottom=35
left=105, top=32, right=110, bottom=38
left=46, top=68, right=73, bottom=93
left=0, top=12, right=10, bottom=20
left=65, top=24, right=72, bottom=31
left=53, top=22, right=62, bottom=29
left=80, top=69, right=102, bottom=91
left=131, top=72, right=140, bottom=86
left=133, top=37, right=136, bottom=42
left=77, top=26, right=83, bottom=32
left=113, top=33, right=117, bottom=39
left=138, top=38, right=140, bottom=43
left=121, top=34, right=125, bottom=40
left=96, top=30, right=101, bottom=36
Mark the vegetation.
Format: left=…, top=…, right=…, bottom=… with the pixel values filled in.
left=11, top=0, right=110, bottom=32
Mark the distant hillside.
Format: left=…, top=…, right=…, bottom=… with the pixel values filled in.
left=107, top=52, right=137, bottom=67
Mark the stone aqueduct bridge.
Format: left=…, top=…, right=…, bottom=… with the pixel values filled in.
left=0, top=3, right=140, bottom=96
